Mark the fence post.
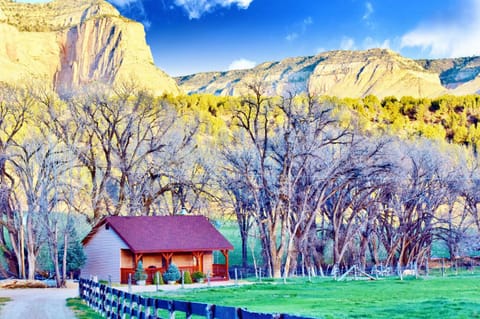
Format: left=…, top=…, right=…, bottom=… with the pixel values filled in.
left=206, top=304, right=215, bottom=319
left=397, top=262, right=403, bottom=280
left=168, top=300, right=175, bottom=319
left=181, top=270, right=185, bottom=289
left=78, top=279, right=82, bottom=300
left=235, top=268, right=238, bottom=286
left=185, top=302, right=192, bottom=319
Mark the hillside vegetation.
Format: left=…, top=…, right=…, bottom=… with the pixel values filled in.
left=0, top=0, right=120, bottom=31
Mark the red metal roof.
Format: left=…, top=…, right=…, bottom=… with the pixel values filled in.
left=85, top=215, right=233, bottom=253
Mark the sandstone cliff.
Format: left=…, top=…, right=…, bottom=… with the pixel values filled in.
left=0, top=0, right=179, bottom=95
left=177, top=49, right=480, bottom=98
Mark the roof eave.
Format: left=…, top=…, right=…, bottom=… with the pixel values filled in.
left=130, top=246, right=234, bottom=254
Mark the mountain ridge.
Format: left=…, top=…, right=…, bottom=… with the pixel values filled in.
left=2, top=0, right=480, bottom=99
left=176, top=49, right=480, bottom=98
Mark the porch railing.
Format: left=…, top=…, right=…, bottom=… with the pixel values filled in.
left=121, top=265, right=227, bottom=284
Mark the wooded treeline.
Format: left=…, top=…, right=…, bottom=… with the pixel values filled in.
left=1, top=81, right=479, bottom=283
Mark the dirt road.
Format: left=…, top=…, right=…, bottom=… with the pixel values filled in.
left=0, top=288, right=78, bottom=319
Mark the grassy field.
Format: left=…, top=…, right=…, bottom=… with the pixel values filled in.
left=144, top=275, right=480, bottom=319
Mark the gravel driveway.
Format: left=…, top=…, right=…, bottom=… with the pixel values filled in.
left=0, top=287, right=78, bottom=319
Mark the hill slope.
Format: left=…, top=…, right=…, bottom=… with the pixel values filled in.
left=0, top=0, right=179, bottom=95
left=177, top=49, right=480, bottom=98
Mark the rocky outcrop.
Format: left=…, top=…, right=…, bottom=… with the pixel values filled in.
left=418, top=56, right=480, bottom=92
left=0, top=0, right=179, bottom=95
left=177, top=49, right=480, bottom=98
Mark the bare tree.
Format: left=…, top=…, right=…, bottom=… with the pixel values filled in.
left=223, top=86, right=354, bottom=277
left=378, top=140, right=450, bottom=269
left=436, top=149, right=480, bottom=260
left=0, top=83, right=32, bottom=278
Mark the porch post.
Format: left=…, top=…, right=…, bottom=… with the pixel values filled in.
left=134, top=254, right=143, bottom=269
left=221, top=250, right=230, bottom=280
left=161, top=252, right=174, bottom=269
left=192, top=252, right=205, bottom=273
left=131, top=253, right=142, bottom=284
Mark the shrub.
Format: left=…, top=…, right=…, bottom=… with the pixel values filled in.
left=192, top=271, right=205, bottom=282
left=134, top=261, right=147, bottom=282
left=184, top=270, right=193, bottom=284
left=153, top=271, right=164, bottom=285
left=163, top=263, right=181, bottom=282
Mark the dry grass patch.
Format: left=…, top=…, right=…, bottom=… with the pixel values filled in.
left=0, top=279, right=48, bottom=289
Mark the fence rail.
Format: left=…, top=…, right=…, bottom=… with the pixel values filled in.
left=79, top=279, right=315, bottom=319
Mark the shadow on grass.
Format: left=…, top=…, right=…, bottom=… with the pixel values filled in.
left=66, top=298, right=104, bottom=319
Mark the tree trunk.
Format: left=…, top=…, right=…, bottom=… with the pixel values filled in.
left=53, top=241, right=62, bottom=288
left=26, top=215, right=36, bottom=280
left=358, top=232, right=369, bottom=270
left=27, top=246, right=36, bottom=280
left=368, top=238, right=379, bottom=265
left=283, top=232, right=297, bottom=277
left=236, top=213, right=250, bottom=268
left=61, top=231, right=68, bottom=287
left=50, top=225, right=63, bottom=288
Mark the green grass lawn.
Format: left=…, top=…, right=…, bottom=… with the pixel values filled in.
left=144, top=275, right=480, bottom=319
left=0, top=297, right=10, bottom=311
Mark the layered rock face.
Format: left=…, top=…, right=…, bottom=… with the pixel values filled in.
left=177, top=49, right=480, bottom=98
left=0, top=0, right=179, bottom=95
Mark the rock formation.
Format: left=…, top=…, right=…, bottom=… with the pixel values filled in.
left=0, top=0, right=179, bottom=95
left=177, top=49, right=480, bottom=98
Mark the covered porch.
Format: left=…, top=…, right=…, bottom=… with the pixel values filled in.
left=120, top=249, right=230, bottom=284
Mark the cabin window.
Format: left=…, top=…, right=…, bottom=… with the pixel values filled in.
left=106, top=224, right=110, bottom=230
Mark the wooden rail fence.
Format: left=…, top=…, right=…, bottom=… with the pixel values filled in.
left=79, top=279, right=316, bottom=319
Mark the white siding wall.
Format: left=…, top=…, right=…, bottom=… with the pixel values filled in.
left=81, top=225, right=129, bottom=283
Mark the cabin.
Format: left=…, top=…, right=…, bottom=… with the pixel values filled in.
left=81, top=215, right=234, bottom=284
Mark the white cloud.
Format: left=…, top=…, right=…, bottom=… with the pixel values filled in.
left=363, top=1, right=373, bottom=20
left=286, top=32, right=298, bottom=42
left=401, top=0, right=480, bottom=58
left=340, top=37, right=356, bottom=50
left=363, top=37, right=390, bottom=49
left=174, top=0, right=253, bottom=19
left=303, top=16, right=313, bottom=26
left=142, top=19, right=151, bottom=30
left=228, top=58, right=256, bottom=71
left=285, top=16, right=313, bottom=42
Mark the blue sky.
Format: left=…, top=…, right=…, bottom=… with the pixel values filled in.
left=17, top=0, right=480, bottom=76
